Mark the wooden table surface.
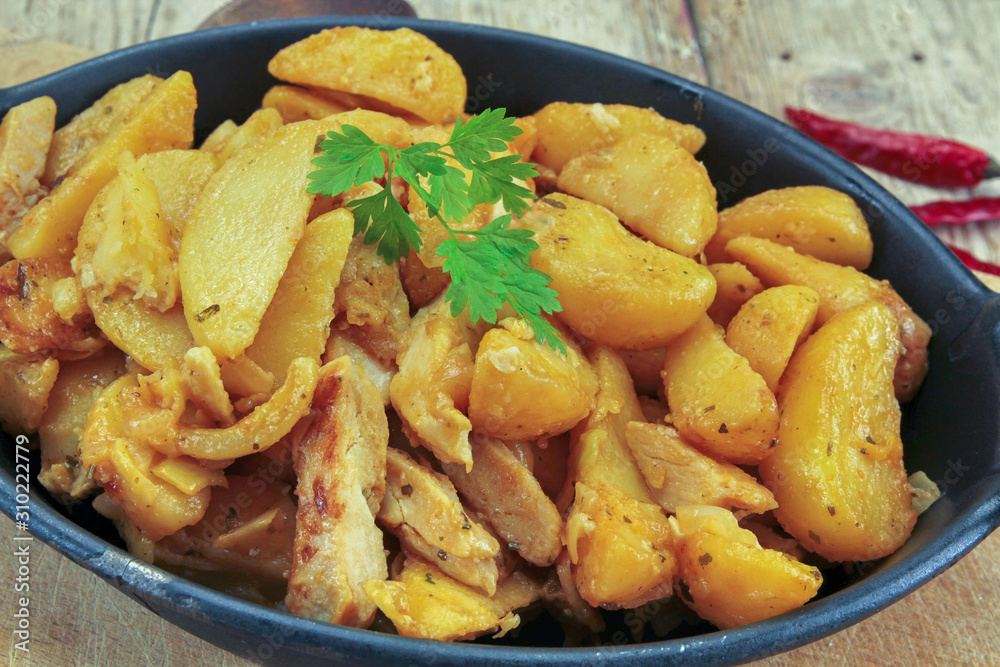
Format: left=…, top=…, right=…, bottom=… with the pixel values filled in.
left=2, top=1, right=999, bottom=665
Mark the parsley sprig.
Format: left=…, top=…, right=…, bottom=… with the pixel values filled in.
left=307, top=108, right=565, bottom=353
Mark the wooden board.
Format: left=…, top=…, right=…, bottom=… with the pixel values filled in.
left=1, top=2, right=999, bottom=666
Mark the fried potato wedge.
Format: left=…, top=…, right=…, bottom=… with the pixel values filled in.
left=726, top=236, right=930, bottom=401
left=268, top=27, right=466, bottom=124
left=379, top=447, right=501, bottom=595
left=760, top=302, right=917, bottom=561
left=706, top=262, right=764, bottom=327
left=246, top=208, right=353, bottom=384
left=662, top=315, right=779, bottom=465
left=37, top=348, right=127, bottom=500
left=262, top=84, right=354, bottom=123
left=286, top=355, right=388, bottom=627
left=725, top=285, right=819, bottom=393
left=565, top=482, right=676, bottom=608
left=0, top=257, right=104, bottom=358
left=673, top=505, right=822, bottom=629
left=468, top=317, right=597, bottom=440
left=442, top=436, right=563, bottom=567
left=42, top=74, right=161, bottom=185
left=558, top=133, right=717, bottom=257
left=136, top=150, right=220, bottom=255
left=199, top=119, right=237, bottom=155
left=1, top=96, right=56, bottom=247
left=532, top=102, right=706, bottom=171
left=625, top=421, right=776, bottom=515
left=706, top=185, right=873, bottom=269
left=516, top=193, right=715, bottom=350
left=0, top=355, right=59, bottom=434
left=8, top=71, right=196, bottom=260
left=365, top=559, right=544, bottom=641
left=217, top=107, right=284, bottom=163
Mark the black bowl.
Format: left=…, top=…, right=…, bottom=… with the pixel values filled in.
left=3, top=16, right=1000, bottom=667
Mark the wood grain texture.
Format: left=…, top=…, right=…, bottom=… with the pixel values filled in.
left=1, top=1, right=999, bottom=666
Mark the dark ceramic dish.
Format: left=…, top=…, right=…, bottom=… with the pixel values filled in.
left=2, top=16, right=1000, bottom=667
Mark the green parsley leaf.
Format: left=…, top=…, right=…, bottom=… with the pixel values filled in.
left=350, top=187, right=422, bottom=263
left=306, top=127, right=385, bottom=197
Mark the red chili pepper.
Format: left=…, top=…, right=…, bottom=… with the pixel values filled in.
left=947, top=244, right=1000, bottom=277
left=785, top=107, right=999, bottom=189
left=910, top=197, right=1000, bottom=226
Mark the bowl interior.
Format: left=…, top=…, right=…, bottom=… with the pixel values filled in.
left=3, top=16, right=1000, bottom=667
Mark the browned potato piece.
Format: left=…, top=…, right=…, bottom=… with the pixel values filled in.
left=217, top=108, right=284, bottom=163
left=532, top=102, right=706, bottom=171
left=246, top=208, right=353, bottom=384
left=400, top=250, right=449, bottom=309
left=625, top=421, right=776, bottom=515
left=136, top=149, right=220, bottom=255
left=268, top=27, right=466, bottom=124
left=0, top=355, right=58, bottom=434
left=286, top=355, right=388, bottom=627
left=569, top=345, right=654, bottom=504
left=468, top=317, right=597, bottom=440
left=705, top=186, right=873, bottom=269
left=725, top=285, right=819, bottom=393
left=0, top=257, right=104, bottom=358
left=1, top=96, right=56, bottom=249
left=726, top=236, right=930, bottom=401
left=558, top=133, right=717, bottom=257
left=760, top=302, right=917, bottom=561
left=516, top=194, right=715, bottom=350
left=662, top=315, right=779, bottom=465
left=673, top=506, right=822, bottom=629
left=364, top=558, right=544, bottom=641
left=8, top=71, right=196, bottom=260
left=86, top=287, right=193, bottom=372
left=262, top=84, right=354, bottom=123
left=706, top=262, right=764, bottom=327
left=42, top=74, right=161, bottom=185
left=378, top=448, right=501, bottom=595
left=620, top=347, right=667, bottom=396
left=442, top=436, right=563, bottom=567
left=37, top=348, right=127, bottom=500
left=565, top=482, right=676, bottom=608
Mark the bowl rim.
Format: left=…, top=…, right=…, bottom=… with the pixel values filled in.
left=3, top=14, right=1000, bottom=666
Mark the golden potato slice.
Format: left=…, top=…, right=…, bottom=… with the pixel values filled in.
left=468, top=317, right=597, bottom=440
left=558, top=133, right=717, bottom=257
left=8, top=71, right=196, bottom=260
left=0, top=355, right=58, bottom=434
left=390, top=295, right=481, bottom=470
left=179, top=119, right=329, bottom=360
left=378, top=447, right=501, bottom=595
left=532, top=102, right=706, bottom=171
left=706, top=262, right=764, bottom=328
left=673, top=505, right=822, bottom=629
left=199, top=120, right=237, bottom=155
left=42, top=74, right=161, bottom=185
left=79, top=372, right=211, bottom=541
left=246, top=208, right=353, bottom=384
left=268, top=27, right=466, bottom=124
left=262, top=84, right=354, bottom=123
left=516, top=194, right=715, bottom=350
left=565, top=482, right=676, bottom=608
left=181, top=346, right=235, bottom=426
left=624, top=421, right=776, bottom=515
left=725, top=285, right=819, bottom=393
left=760, top=302, right=917, bottom=561
left=1, top=96, right=56, bottom=248
left=726, top=236, right=930, bottom=401
left=286, top=355, right=388, bottom=627
left=175, top=357, right=319, bottom=460
left=0, top=257, right=104, bottom=358
left=442, top=436, right=563, bottom=567
left=74, top=151, right=179, bottom=312
left=662, top=315, right=779, bottom=465
left=365, top=558, right=544, bottom=641
left=705, top=186, right=873, bottom=269
left=569, top=345, right=654, bottom=504
left=217, top=107, right=284, bottom=163
left=136, top=150, right=220, bottom=255
left=37, top=348, right=127, bottom=500
left=86, top=286, right=192, bottom=372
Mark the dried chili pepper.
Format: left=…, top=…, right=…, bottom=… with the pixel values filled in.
left=946, top=244, right=1000, bottom=278
left=785, top=108, right=1000, bottom=189
left=910, top=197, right=1000, bottom=226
